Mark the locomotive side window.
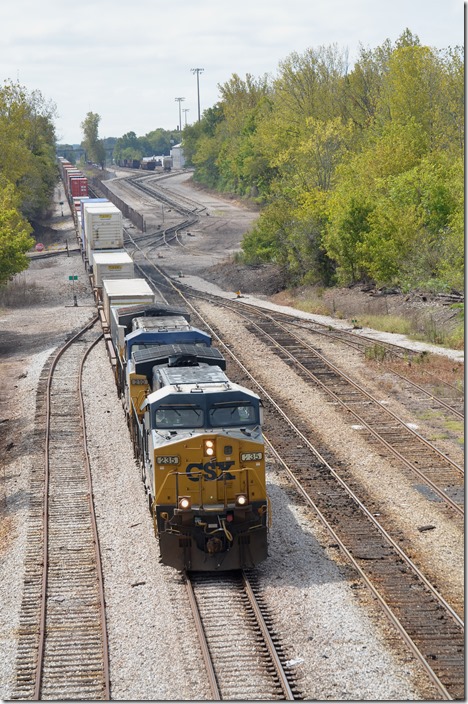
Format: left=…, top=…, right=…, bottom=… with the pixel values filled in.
left=155, top=405, right=204, bottom=429
left=209, top=403, right=257, bottom=427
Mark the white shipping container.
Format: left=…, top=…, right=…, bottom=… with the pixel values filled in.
left=92, top=250, right=134, bottom=287
left=103, top=278, right=155, bottom=331
left=84, top=204, right=123, bottom=259
left=81, top=200, right=109, bottom=246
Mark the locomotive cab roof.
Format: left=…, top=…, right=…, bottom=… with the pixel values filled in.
left=129, top=343, right=226, bottom=380
left=153, top=362, right=229, bottom=391
left=142, top=364, right=261, bottom=410
left=131, top=314, right=190, bottom=332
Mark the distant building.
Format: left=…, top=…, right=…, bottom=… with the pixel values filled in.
left=170, top=143, right=185, bottom=169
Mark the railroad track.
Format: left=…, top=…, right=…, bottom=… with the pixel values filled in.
left=124, top=173, right=204, bottom=218
left=12, top=318, right=110, bottom=701
left=132, top=264, right=465, bottom=699
left=202, top=320, right=465, bottom=700
left=277, top=316, right=464, bottom=420
left=186, top=571, right=300, bottom=700
left=178, top=286, right=464, bottom=422
left=182, top=293, right=464, bottom=517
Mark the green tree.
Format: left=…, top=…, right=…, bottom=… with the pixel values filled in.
left=113, top=131, right=143, bottom=162
left=0, top=181, right=34, bottom=285
left=0, top=81, right=57, bottom=221
left=184, top=32, right=464, bottom=292
left=81, top=111, right=106, bottom=166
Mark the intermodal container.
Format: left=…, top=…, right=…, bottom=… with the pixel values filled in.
left=84, top=203, right=124, bottom=260
left=103, top=278, right=155, bottom=331
left=91, top=250, right=134, bottom=287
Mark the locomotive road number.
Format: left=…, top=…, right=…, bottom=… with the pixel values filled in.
left=241, top=452, right=263, bottom=461
left=156, top=455, right=180, bottom=465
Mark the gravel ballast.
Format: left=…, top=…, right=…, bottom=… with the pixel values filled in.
left=0, top=183, right=459, bottom=700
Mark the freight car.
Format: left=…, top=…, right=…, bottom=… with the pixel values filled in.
left=57, top=157, right=89, bottom=216
left=116, top=159, right=141, bottom=169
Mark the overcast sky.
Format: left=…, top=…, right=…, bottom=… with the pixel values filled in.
left=1, top=0, right=463, bottom=144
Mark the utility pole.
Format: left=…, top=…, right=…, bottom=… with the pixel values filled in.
left=191, top=68, right=204, bottom=121
left=175, top=97, right=185, bottom=131
left=182, top=108, right=190, bottom=126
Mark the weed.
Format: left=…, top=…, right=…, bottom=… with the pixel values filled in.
left=416, top=410, right=440, bottom=421
left=289, top=299, right=330, bottom=317
left=0, top=276, right=43, bottom=308
left=444, top=420, right=464, bottom=435
left=365, top=344, right=388, bottom=362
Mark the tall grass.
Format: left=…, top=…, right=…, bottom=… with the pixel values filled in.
left=0, top=275, right=43, bottom=308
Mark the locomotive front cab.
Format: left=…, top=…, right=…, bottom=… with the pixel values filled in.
left=142, top=380, right=268, bottom=571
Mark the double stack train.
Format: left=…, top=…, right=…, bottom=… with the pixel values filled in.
left=57, top=157, right=269, bottom=571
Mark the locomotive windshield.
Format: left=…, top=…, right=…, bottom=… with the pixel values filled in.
left=209, top=403, right=257, bottom=427
left=155, top=404, right=204, bottom=429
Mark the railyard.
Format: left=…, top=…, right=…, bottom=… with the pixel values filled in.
left=0, top=169, right=464, bottom=700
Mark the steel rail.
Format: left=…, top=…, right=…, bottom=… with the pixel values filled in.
left=184, top=574, right=221, bottom=700
left=78, top=331, right=110, bottom=700
left=185, top=287, right=464, bottom=418
left=195, top=303, right=460, bottom=698
left=380, top=366, right=464, bottom=419
left=128, top=267, right=463, bottom=623
left=34, top=315, right=105, bottom=700
left=282, top=319, right=464, bottom=418
left=242, top=573, right=296, bottom=700
left=215, top=299, right=463, bottom=474
left=244, top=314, right=464, bottom=514
left=263, top=439, right=453, bottom=700
left=195, top=306, right=463, bottom=626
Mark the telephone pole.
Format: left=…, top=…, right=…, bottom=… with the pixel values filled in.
left=190, top=68, right=204, bottom=121
left=175, top=97, right=185, bottom=131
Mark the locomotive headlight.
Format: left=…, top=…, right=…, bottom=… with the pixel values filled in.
left=235, top=493, right=248, bottom=507
left=204, top=439, right=215, bottom=456
left=178, top=497, right=191, bottom=510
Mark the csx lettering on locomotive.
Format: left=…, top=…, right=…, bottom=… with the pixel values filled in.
left=186, top=461, right=236, bottom=481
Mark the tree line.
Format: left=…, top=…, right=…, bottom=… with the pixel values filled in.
left=182, top=30, right=463, bottom=292
left=112, top=128, right=181, bottom=162
left=0, top=81, right=57, bottom=285
left=1, top=30, right=463, bottom=294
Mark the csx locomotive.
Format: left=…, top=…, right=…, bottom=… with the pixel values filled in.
left=110, top=303, right=269, bottom=571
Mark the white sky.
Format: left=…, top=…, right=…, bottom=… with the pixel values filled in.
left=1, top=0, right=463, bottom=144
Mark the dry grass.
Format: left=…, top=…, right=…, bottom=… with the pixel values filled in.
left=0, top=275, right=45, bottom=308
left=383, top=355, right=464, bottom=390
left=274, top=286, right=464, bottom=351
